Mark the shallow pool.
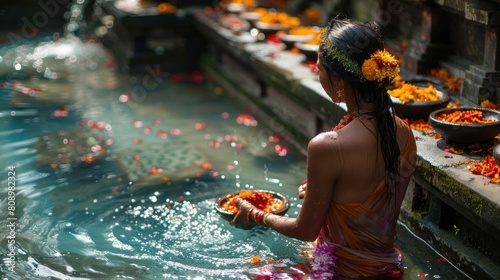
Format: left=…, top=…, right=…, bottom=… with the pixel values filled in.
left=0, top=37, right=470, bottom=279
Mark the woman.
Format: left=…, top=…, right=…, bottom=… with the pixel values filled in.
left=231, top=17, right=417, bottom=279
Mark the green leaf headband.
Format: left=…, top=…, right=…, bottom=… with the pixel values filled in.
left=320, top=29, right=364, bottom=79
left=320, top=29, right=400, bottom=83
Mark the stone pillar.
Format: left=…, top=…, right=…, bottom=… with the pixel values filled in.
left=377, top=0, right=451, bottom=74
left=460, top=2, right=500, bottom=103
left=463, top=27, right=500, bottom=103
left=403, top=3, right=450, bottom=74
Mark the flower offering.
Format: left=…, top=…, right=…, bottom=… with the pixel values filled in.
left=222, top=190, right=284, bottom=214
left=434, top=109, right=499, bottom=124
left=388, top=83, right=439, bottom=103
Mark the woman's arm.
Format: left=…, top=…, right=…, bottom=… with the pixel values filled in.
left=232, top=132, right=339, bottom=242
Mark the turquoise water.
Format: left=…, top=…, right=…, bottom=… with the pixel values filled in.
left=0, top=37, right=470, bottom=279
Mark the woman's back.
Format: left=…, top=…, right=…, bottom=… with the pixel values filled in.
left=230, top=17, right=418, bottom=280
left=315, top=116, right=417, bottom=278
left=330, top=116, right=415, bottom=206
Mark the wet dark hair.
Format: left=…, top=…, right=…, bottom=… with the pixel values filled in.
left=318, top=16, right=400, bottom=194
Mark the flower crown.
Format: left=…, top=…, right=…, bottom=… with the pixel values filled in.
left=320, top=30, right=400, bottom=83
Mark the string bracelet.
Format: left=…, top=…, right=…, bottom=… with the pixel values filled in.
left=254, top=210, right=266, bottom=224
left=246, top=208, right=254, bottom=222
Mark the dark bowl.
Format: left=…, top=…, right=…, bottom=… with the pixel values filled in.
left=224, top=3, right=248, bottom=13
left=391, top=89, right=450, bottom=120
left=214, top=190, right=290, bottom=221
left=494, top=144, right=500, bottom=166
left=219, top=14, right=251, bottom=33
left=428, top=108, right=500, bottom=144
left=277, top=32, right=315, bottom=49
left=294, top=42, right=318, bottom=62
left=255, top=22, right=289, bottom=36
left=401, top=74, right=447, bottom=91
left=240, top=11, right=264, bottom=24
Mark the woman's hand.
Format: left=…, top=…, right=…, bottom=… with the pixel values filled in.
left=230, top=198, right=255, bottom=227
left=298, top=183, right=307, bottom=199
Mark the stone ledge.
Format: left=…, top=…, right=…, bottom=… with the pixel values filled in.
left=399, top=209, right=500, bottom=280
left=414, top=136, right=500, bottom=233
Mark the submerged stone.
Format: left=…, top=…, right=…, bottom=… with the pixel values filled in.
left=116, top=141, right=208, bottom=185
left=35, top=127, right=108, bottom=166
left=10, top=79, right=76, bottom=108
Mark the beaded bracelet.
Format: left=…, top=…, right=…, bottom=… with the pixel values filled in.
left=246, top=208, right=254, bottom=222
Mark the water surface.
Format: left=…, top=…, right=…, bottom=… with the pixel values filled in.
left=0, top=37, right=469, bottom=280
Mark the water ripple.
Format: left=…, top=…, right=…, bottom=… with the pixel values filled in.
left=0, top=109, right=39, bottom=117
left=0, top=147, right=36, bottom=159
left=0, top=137, right=38, bottom=150
left=0, top=128, right=23, bottom=136
left=13, top=169, right=50, bottom=184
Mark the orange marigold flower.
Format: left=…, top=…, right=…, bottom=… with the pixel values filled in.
left=388, top=83, right=438, bottom=104
left=157, top=2, right=176, bottom=13
left=480, top=99, right=500, bottom=110
left=361, top=59, right=378, bottom=81
left=250, top=255, right=262, bottom=264
left=362, top=49, right=400, bottom=82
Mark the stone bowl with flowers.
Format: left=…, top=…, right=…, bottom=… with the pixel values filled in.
left=276, top=26, right=321, bottom=50
left=294, top=32, right=321, bottom=62
left=255, top=12, right=300, bottom=36
left=240, top=7, right=268, bottom=26
left=429, top=108, right=500, bottom=144
left=356, top=48, right=440, bottom=121
left=388, top=80, right=450, bottom=120
left=214, top=189, right=289, bottom=221
left=220, top=0, right=255, bottom=13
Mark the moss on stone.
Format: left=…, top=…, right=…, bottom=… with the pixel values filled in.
left=418, top=165, right=480, bottom=212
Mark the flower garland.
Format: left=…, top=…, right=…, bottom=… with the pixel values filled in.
left=332, top=112, right=356, bottom=131
left=320, top=29, right=400, bottom=83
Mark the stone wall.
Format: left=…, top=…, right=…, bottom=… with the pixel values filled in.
left=380, top=0, right=500, bottom=104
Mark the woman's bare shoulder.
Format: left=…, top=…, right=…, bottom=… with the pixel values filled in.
left=311, top=130, right=340, bottom=142
left=308, top=131, right=340, bottom=152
